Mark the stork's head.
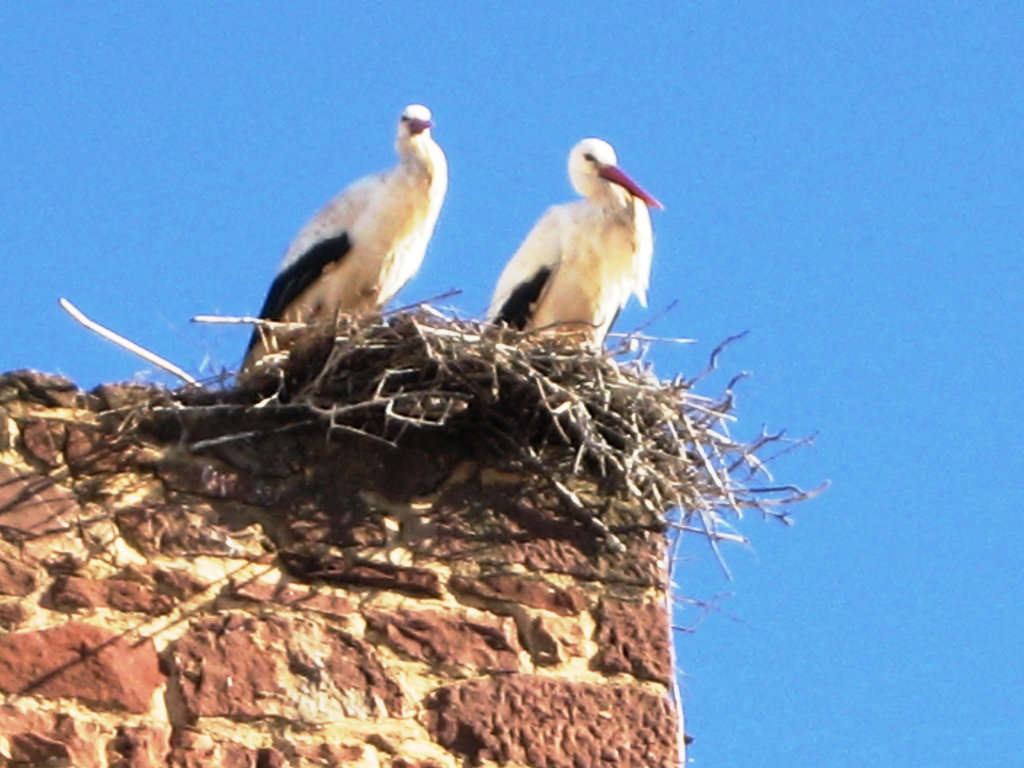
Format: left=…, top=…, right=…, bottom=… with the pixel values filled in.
left=568, top=137, right=662, bottom=209
left=398, top=104, right=434, bottom=139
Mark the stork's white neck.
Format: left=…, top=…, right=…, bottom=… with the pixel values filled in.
left=397, top=133, right=440, bottom=174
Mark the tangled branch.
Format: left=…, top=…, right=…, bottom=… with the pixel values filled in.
left=222, top=309, right=820, bottom=550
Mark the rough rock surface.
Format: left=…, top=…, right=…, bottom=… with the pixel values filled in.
left=0, top=622, right=161, bottom=713
left=427, top=675, right=677, bottom=768
left=593, top=597, right=673, bottom=685
left=0, top=370, right=682, bottom=766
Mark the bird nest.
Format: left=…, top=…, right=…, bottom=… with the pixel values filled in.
left=229, top=308, right=817, bottom=554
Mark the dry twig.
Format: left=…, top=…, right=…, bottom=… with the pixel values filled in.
left=61, top=298, right=198, bottom=385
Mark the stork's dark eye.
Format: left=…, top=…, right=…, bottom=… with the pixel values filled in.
left=583, top=153, right=596, bottom=162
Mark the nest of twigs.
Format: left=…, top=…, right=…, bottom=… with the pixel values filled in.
left=233, top=307, right=817, bottom=554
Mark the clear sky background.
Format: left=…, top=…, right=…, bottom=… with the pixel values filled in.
left=3, top=3, right=1022, bottom=765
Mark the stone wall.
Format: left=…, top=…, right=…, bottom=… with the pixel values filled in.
left=0, top=371, right=681, bottom=767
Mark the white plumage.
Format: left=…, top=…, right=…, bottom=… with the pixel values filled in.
left=244, top=104, right=447, bottom=368
left=488, top=137, right=662, bottom=345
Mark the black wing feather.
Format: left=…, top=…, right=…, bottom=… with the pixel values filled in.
left=245, top=232, right=352, bottom=354
left=494, top=266, right=552, bottom=330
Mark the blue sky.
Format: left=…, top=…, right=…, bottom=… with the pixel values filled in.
left=3, top=3, right=1022, bottom=765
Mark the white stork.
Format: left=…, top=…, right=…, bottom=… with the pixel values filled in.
left=243, top=104, right=447, bottom=368
left=488, top=137, right=662, bottom=345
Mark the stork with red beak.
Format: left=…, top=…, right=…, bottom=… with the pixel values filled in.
left=488, top=137, right=662, bottom=345
left=243, top=104, right=447, bottom=369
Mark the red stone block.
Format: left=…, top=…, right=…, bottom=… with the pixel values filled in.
left=48, top=574, right=106, bottom=610
left=0, top=555, right=38, bottom=597
left=169, top=614, right=402, bottom=721
left=9, top=731, right=71, bottom=764
left=0, top=371, right=81, bottom=408
left=593, top=598, right=671, bottom=685
left=365, top=607, right=521, bottom=673
left=18, top=417, right=67, bottom=467
left=0, top=465, right=80, bottom=537
left=427, top=674, right=677, bottom=768
left=50, top=575, right=177, bottom=616
left=65, top=423, right=134, bottom=475
left=449, top=572, right=587, bottom=615
left=230, top=578, right=356, bottom=619
left=0, top=622, right=162, bottom=714
left=115, top=501, right=265, bottom=557
left=146, top=565, right=209, bottom=598
left=0, top=706, right=110, bottom=767
left=0, top=600, right=30, bottom=629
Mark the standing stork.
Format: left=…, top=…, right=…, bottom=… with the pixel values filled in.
left=488, top=137, right=662, bottom=345
left=243, top=104, right=447, bottom=369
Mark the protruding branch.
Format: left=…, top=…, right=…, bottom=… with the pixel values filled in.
left=60, top=298, right=197, bottom=385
